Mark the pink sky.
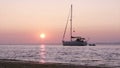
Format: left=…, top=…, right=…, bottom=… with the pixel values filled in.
left=0, top=0, right=120, bottom=44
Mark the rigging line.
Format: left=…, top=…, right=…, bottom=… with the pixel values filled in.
left=62, top=9, right=71, bottom=41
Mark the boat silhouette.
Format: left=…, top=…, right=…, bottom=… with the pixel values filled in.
left=62, top=4, right=87, bottom=46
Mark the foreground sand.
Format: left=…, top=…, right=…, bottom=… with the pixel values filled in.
left=0, top=59, right=110, bottom=68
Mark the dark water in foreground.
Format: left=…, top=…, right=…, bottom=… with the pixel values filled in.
left=0, top=45, right=120, bottom=67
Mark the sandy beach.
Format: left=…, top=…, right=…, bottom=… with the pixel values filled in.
left=0, top=59, right=110, bottom=68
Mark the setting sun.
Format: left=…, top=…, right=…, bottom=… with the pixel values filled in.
left=40, top=33, right=46, bottom=39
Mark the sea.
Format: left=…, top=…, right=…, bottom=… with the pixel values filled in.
left=0, top=44, right=120, bottom=67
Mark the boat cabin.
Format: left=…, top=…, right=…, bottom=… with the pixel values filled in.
left=71, top=36, right=86, bottom=42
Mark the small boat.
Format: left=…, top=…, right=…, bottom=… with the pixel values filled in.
left=62, top=4, right=87, bottom=46
left=89, top=44, right=96, bottom=46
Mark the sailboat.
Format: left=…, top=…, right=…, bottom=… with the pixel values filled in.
left=62, top=4, right=87, bottom=46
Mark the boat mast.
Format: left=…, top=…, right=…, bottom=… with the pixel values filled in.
left=70, top=4, right=73, bottom=41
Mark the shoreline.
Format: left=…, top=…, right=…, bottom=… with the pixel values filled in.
left=0, top=59, right=110, bottom=68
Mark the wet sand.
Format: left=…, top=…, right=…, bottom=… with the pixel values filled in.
left=0, top=59, right=110, bottom=68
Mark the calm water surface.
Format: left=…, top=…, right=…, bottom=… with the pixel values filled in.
left=0, top=45, right=120, bottom=67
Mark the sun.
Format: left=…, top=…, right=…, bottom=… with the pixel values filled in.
left=40, top=33, right=46, bottom=39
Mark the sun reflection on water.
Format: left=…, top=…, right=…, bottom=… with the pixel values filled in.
left=40, top=45, right=46, bottom=63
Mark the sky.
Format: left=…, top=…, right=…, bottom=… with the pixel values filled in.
left=0, top=0, right=120, bottom=44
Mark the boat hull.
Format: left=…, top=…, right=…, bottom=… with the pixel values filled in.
left=63, top=41, right=87, bottom=46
